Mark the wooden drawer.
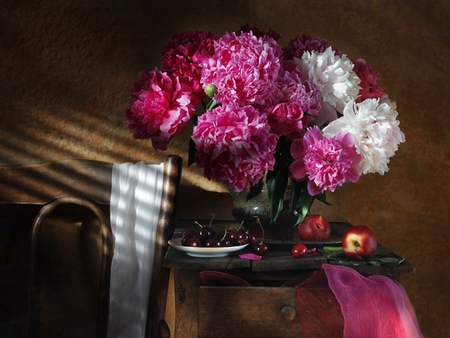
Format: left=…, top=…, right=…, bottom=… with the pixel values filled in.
left=198, top=286, right=301, bottom=338
left=168, top=221, right=416, bottom=338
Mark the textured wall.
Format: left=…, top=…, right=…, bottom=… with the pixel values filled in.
left=1, top=0, right=449, bottom=337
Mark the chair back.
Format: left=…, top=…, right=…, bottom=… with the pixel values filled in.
left=0, top=155, right=182, bottom=338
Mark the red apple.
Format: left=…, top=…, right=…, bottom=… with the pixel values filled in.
left=298, top=214, right=331, bottom=241
left=342, top=225, right=377, bottom=260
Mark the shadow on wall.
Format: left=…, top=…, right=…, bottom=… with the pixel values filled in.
left=0, top=0, right=259, bottom=167
left=1, top=0, right=450, bottom=337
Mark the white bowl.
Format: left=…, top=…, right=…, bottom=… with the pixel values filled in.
left=168, top=238, right=248, bottom=258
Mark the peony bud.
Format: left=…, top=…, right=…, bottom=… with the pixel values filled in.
left=204, top=84, right=217, bottom=98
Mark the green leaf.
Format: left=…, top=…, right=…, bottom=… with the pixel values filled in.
left=228, top=187, right=239, bottom=199
left=301, top=193, right=313, bottom=219
left=323, top=246, right=343, bottom=252
left=191, top=114, right=198, bottom=126
left=289, top=180, right=302, bottom=214
left=293, top=183, right=314, bottom=225
left=265, top=171, right=276, bottom=197
left=326, top=252, right=348, bottom=262
left=376, top=257, right=405, bottom=266
left=265, top=172, right=278, bottom=220
left=315, top=191, right=331, bottom=205
left=325, top=252, right=405, bottom=267
left=266, top=167, right=288, bottom=223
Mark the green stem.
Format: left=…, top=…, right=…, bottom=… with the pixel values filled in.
left=323, top=246, right=343, bottom=252
left=194, top=221, right=204, bottom=228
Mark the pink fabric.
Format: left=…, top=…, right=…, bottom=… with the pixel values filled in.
left=322, top=264, right=422, bottom=338
left=296, top=270, right=344, bottom=338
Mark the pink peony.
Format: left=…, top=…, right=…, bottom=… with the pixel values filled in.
left=283, top=34, right=343, bottom=60
left=267, top=66, right=321, bottom=139
left=192, top=104, right=278, bottom=192
left=126, top=69, right=197, bottom=150
left=268, top=102, right=308, bottom=139
left=353, top=59, right=386, bottom=103
left=289, top=126, right=361, bottom=195
left=302, top=80, right=322, bottom=117
left=237, top=24, right=281, bottom=42
left=201, top=31, right=282, bottom=106
left=162, top=30, right=218, bottom=99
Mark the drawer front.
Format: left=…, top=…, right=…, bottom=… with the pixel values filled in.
left=198, top=286, right=301, bottom=338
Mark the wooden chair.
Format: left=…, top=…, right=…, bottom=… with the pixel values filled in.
left=0, top=155, right=182, bottom=338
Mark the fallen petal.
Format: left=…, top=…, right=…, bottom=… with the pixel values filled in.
left=239, top=253, right=262, bottom=261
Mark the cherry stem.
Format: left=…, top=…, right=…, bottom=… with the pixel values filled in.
left=220, top=230, right=228, bottom=241
left=194, top=213, right=215, bottom=229
left=246, top=217, right=265, bottom=244
left=209, top=213, right=215, bottom=227
left=236, top=221, right=244, bottom=232
left=194, top=221, right=204, bottom=228
left=257, top=218, right=265, bottom=244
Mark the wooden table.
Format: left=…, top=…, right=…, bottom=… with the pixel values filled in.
left=163, top=220, right=415, bottom=338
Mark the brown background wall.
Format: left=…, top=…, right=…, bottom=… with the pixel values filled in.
left=1, top=0, right=449, bottom=337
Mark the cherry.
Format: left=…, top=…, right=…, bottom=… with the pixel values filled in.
left=226, top=230, right=241, bottom=245
left=205, top=237, right=221, bottom=247
left=241, top=218, right=269, bottom=256
left=196, top=227, right=214, bottom=240
left=252, top=243, right=269, bottom=256
left=291, top=244, right=316, bottom=258
left=188, top=236, right=203, bottom=247
left=227, top=230, right=239, bottom=241
left=181, top=231, right=196, bottom=246
left=220, top=238, right=232, bottom=247
left=179, top=223, right=255, bottom=249
left=182, top=230, right=195, bottom=237
left=248, top=235, right=258, bottom=246
left=236, top=231, right=249, bottom=245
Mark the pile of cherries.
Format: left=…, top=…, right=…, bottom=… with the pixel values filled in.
left=181, top=223, right=269, bottom=255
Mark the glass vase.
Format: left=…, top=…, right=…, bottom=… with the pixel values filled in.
left=232, top=179, right=301, bottom=241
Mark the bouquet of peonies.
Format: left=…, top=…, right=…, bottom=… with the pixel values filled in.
left=125, top=24, right=405, bottom=224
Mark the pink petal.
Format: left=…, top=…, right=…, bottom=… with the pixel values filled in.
left=239, top=253, right=262, bottom=261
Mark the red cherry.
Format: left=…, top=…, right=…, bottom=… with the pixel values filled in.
left=226, top=230, right=240, bottom=245
left=188, top=237, right=203, bottom=247
left=252, top=243, right=268, bottom=256
left=196, top=227, right=214, bottom=240
left=291, top=244, right=316, bottom=258
left=227, top=230, right=239, bottom=240
left=236, top=231, right=249, bottom=245
left=248, top=235, right=258, bottom=246
left=205, top=237, right=221, bottom=247
left=220, top=239, right=232, bottom=247
left=181, top=231, right=195, bottom=246
left=182, top=230, right=195, bottom=237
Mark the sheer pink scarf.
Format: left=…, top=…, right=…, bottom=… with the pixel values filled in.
left=297, top=264, right=422, bottom=338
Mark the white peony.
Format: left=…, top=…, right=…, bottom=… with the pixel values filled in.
left=322, top=98, right=406, bottom=175
left=379, top=93, right=397, bottom=110
left=296, top=46, right=361, bottom=126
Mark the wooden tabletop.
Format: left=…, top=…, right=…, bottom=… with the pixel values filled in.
left=164, top=220, right=415, bottom=279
